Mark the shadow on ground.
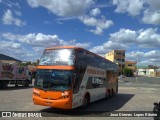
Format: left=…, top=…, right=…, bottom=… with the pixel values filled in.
left=40, top=93, right=134, bottom=117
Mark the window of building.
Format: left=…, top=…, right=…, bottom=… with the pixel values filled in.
left=122, top=59, right=125, bottom=62
left=122, top=65, right=125, bottom=68
left=128, top=64, right=132, bottom=67
left=122, top=53, right=125, bottom=56
left=116, top=53, right=121, bottom=55
left=117, top=59, right=121, bottom=61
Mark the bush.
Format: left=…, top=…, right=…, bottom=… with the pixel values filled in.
left=123, top=68, right=133, bottom=77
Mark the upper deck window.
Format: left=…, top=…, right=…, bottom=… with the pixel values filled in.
left=39, top=49, right=75, bottom=66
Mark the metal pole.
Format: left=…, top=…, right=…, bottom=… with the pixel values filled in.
left=136, top=52, right=138, bottom=83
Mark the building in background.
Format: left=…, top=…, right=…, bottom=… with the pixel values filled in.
left=125, top=60, right=137, bottom=71
left=0, top=54, right=21, bottom=64
left=105, top=50, right=125, bottom=74
left=137, top=66, right=160, bottom=77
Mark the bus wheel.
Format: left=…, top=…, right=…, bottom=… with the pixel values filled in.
left=111, top=89, right=114, bottom=97
left=82, top=94, right=90, bottom=108
left=105, top=90, right=109, bottom=98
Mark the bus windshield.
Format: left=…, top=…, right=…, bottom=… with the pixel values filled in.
left=39, top=49, right=75, bottom=66
left=34, top=70, right=73, bottom=91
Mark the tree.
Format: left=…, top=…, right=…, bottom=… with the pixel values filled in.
left=123, top=68, right=133, bottom=77
left=20, top=61, right=32, bottom=66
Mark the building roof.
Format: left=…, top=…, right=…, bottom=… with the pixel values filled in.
left=113, top=50, right=125, bottom=52
left=0, top=54, right=21, bottom=62
left=137, top=66, right=148, bottom=69
left=106, top=49, right=125, bottom=55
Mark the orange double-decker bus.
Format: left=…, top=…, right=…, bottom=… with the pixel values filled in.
left=33, top=46, right=118, bottom=109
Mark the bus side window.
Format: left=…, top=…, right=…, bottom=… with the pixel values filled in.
left=73, top=66, right=86, bottom=94
left=86, top=77, right=93, bottom=89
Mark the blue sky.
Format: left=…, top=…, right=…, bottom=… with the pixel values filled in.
left=0, top=0, right=160, bottom=66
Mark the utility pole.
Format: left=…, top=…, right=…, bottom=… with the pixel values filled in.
left=136, top=52, right=138, bottom=83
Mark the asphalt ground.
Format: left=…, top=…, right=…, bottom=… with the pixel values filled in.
left=0, top=76, right=160, bottom=120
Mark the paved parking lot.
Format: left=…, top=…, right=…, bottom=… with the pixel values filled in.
left=0, top=76, right=160, bottom=120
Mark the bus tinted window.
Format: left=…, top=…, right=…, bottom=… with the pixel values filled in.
left=35, top=69, right=73, bottom=91
left=39, top=49, right=75, bottom=66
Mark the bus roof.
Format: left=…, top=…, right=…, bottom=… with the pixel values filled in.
left=46, top=46, right=80, bottom=50
left=45, top=46, right=116, bottom=65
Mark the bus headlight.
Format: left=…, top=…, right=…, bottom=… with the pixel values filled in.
left=33, top=92, right=40, bottom=97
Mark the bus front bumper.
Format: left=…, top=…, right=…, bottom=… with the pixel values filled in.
left=32, top=95, right=72, bottom=109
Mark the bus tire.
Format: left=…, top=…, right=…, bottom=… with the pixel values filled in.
left=105, top=90, right=109, bottom=98
left=111, top=89, right=114, bottom=97
left=82, top=94, right=90, bottom=108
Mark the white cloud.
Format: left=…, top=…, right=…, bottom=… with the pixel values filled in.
left=26, top=0, right=114, bottom=35
left=27, top=0, right=114, bottom=35
left=144, top=50, right=160, bottom=58
left=126, top=51, right=144, bottom=60
left=80, top=16, right=114, bottom=35
left=112, top=0, right=160, bottom=26
left=90, top=45, right=108, bottom=54
left=1, top=32, right=18, bottom=41
left=90, top=8, right=101, bottom=16
left=90, top=28, right=137, bottom=54
left=1, top=32, right=91, bottom=49
left=75, top=43, right=91, bottom=48
left=112, top=0, right=144, bottom=16
left=0, top=40, right=30, bottom=60
left=90, top=28, right=160, bottom=56
left=2, top=9, right=26, bottom=26
left=90, top=27, right=103, bottom=35
left=90, top=41, right=128, bottom=55
left=0, top=41, right=21, bottom=49
left=1, top=32, right=91, bottom=61
left=137, top=28, right=160, bottom=47
left=20, top=33, right=63, bottom=47
left=27, top=0, right=94, bottom=17
left=142, top=10, right=160, bottom=25
left=1, top=32, right=91, bottom=52
left=146, top=0, right=160, bottom=10
left=80, top=16, right=97, bottom=26
left=14, top=10, right=22, bottom=16
left=2, top=9, right=13, bottom=25
left=126, top=50, right=160, bottom=66
left=109, top=28, right=137, bottom=43
left=1, top=0, right=20, bottom=8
